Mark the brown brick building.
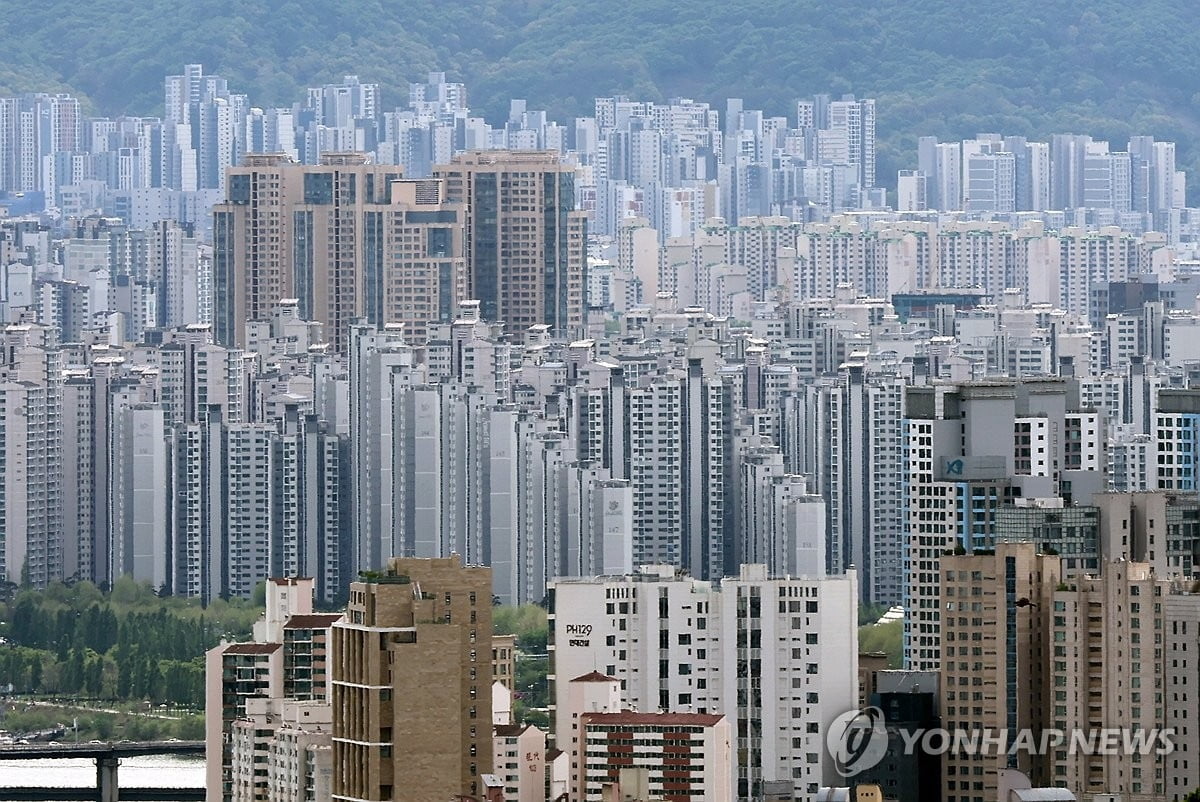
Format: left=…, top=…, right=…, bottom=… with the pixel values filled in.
left=331, top=555, right=493, bottom=802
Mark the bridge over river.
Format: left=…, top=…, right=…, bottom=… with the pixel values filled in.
left=0, top=741, right=204, bottom=801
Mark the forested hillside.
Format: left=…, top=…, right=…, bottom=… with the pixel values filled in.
left=3, top=0, right=1200, bottom=192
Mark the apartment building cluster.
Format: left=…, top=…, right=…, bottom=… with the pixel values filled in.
left=11, top=205, right=1200, bottom=615
left=206, top=558, right=515, bottom=802
left=208, top=557, right=763, bottom=802
left=590, top=213, right=1182, bottom=321
left=204, top=543, right=1198, bottom=802
left=904, top=134, right=1185, bottom=234
left=0, top=214, right=211, bottom=343
left=8, top=62, right=1200, bottom=802
left=0, top=69, right=867, bottom=231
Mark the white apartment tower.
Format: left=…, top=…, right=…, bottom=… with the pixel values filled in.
left=549, top=564, right=858, bottom=802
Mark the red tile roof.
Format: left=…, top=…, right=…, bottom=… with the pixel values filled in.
left=284, top=613, right=343, bottom=629
left=570, top=670, right=619, bottom=683
left=223, top=643, right=281, bottom=655
left=581, top=711, right=724, bottom=727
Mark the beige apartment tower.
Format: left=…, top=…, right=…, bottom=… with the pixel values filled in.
left=213, top=153, right=466, bottom=351
left=331, top=555, right=493, bottom=802
left=1050, top=561, right=1199, bottom=799
left=939, top=542, right=1061, bottom=802
left=435, top=150, right=587, bottom=336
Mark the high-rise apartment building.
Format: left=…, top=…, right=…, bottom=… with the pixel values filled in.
left=148, top=219, right=208, bottom=328
left=1048, top=560, right=1191, bottom=799
left=331, top=555, right=493, bottom=802
left=214, top=153, right=466, bottom=351
left=269, top=406, right=346, bottom=605
left=939, top=543, right=1060, bottom=801
left=1165, top=586, right=1200, bottom=801
left=825, top=96, right=876, bottom=190
left=565, top=357, right=733, bottom=580
left=108, top=400, right=168, bottom=588
left=0, top=323, right=63, bottom=587
left=903, top=379, right=1106, bottom=672
left=789, top=359, right=905, bottom=604
left=935, top=143, right=963, bottom=213
left=435, top=150, right=587, bottom=336
left=962, top=140, right=1016, bottom=213
left=549, top=564, right=858, bottom=801
left=896, top=169, right=928, bottom=211
left=0, top=379, right=62, bottom=586
left=1088, top=490, right=1200, bottom=587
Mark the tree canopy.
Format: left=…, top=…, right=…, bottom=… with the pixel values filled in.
left=0, top=579, right=260, bottom=705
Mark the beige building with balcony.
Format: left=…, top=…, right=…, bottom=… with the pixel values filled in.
left=939, top=543, right=1060, bottom=801
left=492, top=632, right=517, bottom=692
left=206, top=577, right=340, bottom=802
left=331, top=555, right=493, bottom=802
left=1050, top=561, right=1200, bottom=800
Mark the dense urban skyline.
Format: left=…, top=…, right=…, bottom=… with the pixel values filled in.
left=1, top=58, right=1200, bottom=802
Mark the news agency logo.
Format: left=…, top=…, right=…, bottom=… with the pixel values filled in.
left=827, top=707, right=1177, bottom=778
left=827, top=707, right=888, bottom=776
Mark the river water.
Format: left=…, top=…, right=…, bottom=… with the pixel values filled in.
left=0, top=754, right=205, bottom=793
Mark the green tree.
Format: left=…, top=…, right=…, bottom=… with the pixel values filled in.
left=176, top=715, right=205, bottom=740
left=858, top=603, right=888, bottom=627
left=85, top=655, right=104, bottom=697
left=61, top=647, right=85, bottom=694
left=493, top=604, right=548, bottom=654
left=858, top=620, right=903, bottom=668
left=91, top=715, right=115, bottom=740
left=28, top=657, right=41, bottom=692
